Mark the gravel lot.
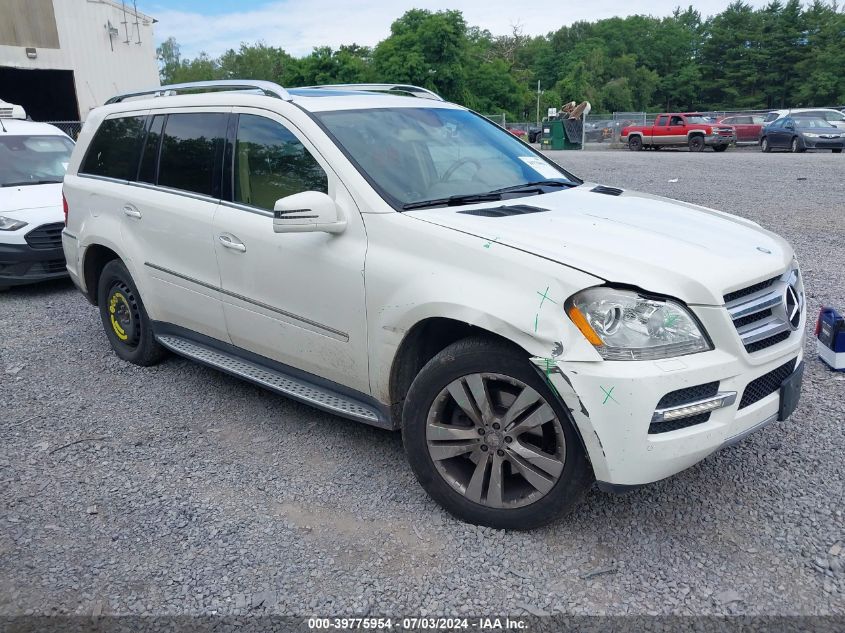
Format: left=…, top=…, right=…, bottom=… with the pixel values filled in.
left=1, top=149, right=843, bottom=619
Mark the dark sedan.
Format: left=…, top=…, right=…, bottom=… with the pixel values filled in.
left=760, top=117, right=844, bottom=153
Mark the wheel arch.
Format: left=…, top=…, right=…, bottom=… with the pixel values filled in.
left=81, top=242, right=122, bottom=305
left=388, top=317, right=526, bottom=422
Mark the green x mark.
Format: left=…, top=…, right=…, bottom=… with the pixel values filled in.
left=483, top=237, right=500, bottom=249
left=601, top=385, right=618, bottom=405
left=537, top=286, right=557, bottom=308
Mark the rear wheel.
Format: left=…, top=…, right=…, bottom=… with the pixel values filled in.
left=688, top=136, right=704, bottom=152
left=761, top=137, right=771, bottom=152
left=833, top=149, right=842, bottom=154
left=97, top=260, right=165, bottom=366
left=402, top=337, right=592, bottom=529
left=712, top=145, right=728, bottom=152
left=628, top=136, right=643, bottom=151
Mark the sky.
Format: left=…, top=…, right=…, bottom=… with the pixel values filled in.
left=146, top=0, right=772, bottom=59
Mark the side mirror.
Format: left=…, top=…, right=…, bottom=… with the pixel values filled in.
left=273, top=191, right=346, bottom=234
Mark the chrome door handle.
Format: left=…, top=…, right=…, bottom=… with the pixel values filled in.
left=218, top=234, right=246, bottom=253
left=122, top=205, right=142, bottom=219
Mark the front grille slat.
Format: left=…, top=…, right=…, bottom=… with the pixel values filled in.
left=739, top=359, right=796, bottom=409
left=24, top=223, right=65, bottom=250
left=724, top=269, right=801, bottom=354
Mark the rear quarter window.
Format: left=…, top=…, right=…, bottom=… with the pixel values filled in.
left=80, top=116, right=146, bottom=180
left=157, top=113, right=227, bottom=197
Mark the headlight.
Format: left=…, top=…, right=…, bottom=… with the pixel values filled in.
left=566, top=287, right=712, bottom=360
left=803, top=133, right=819, bottom=138
left=0, top=216, right=28, bottom=231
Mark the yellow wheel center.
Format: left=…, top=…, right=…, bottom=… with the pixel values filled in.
left=109, top=291, right=131, bottom=341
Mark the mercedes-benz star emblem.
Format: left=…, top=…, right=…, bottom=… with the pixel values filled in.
left=783, top=283, right=801, bottom=330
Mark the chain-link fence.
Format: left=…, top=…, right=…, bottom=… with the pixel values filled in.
left=44, top=121, right=83, bottom=139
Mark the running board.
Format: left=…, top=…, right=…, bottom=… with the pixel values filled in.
left=156, top=334, right=389, bottom=427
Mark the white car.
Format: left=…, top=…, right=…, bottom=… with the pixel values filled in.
left=0, top=115, right=75, bottom=290
left=764, top=108, right=845, bottom=129
left=62, top=81, right=806, bottom=529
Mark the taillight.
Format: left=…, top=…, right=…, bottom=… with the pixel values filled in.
left=62, top=192, right=69, bottom=227
left=815, top=308, right=824, bottom=336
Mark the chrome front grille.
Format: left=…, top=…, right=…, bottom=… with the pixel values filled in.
left=725, top=268, right=803, bottom=353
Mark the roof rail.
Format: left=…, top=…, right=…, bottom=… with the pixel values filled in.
left=105, top=80, right=292, bottom=104
left=303, top=83, right=444, bottom=101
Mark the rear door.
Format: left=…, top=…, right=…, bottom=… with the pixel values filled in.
left=212, top=108, right=370, bottom=393
left=651, top=115, right=670, bottom=145
left=118, top=108, right=230, bottom=341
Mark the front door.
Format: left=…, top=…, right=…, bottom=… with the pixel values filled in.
left=213, top=109, right=370, bottom=393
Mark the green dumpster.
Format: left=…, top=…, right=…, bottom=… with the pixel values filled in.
left=541, top=119, right=583, bottom=150
left=541, top=120, right=565, bottom=150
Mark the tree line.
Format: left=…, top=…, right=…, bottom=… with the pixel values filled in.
left=157, top=1, right=845, bottom=120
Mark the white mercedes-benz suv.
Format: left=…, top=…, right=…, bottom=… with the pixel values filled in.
left=62, top=81, right=806, bottom=528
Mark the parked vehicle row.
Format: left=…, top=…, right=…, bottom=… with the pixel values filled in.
left=58, top=80, right=806, bottom=529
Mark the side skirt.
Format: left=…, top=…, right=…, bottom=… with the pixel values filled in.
left=151, top=322, right=395, bottom=430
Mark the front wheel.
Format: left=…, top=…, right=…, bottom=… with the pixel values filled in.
left=628, top=136, right=643, bottom=151
left=761, top=137, right=771, bottom=152
left=688, top=136, right=704, bottom=152
left=833, top=149, right=842, bottom=154
left=402, top=338, right=593, bottom=529
left=97, top=259, right=165, bottom=366
left=790, top=137, right=804, bottom=153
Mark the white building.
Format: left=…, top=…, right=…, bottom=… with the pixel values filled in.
left=0, top=0, right=160, bottom=121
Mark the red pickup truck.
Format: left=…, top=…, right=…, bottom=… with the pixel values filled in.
left=621, top=113, right=736, bottom=152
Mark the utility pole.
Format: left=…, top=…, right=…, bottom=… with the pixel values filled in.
left=536, top=80, right=541, bottom=126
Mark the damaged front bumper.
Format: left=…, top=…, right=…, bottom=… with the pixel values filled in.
left=531, top=336, right=805, bottom=489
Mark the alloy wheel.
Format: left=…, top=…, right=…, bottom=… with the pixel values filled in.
left=425, top=373, right=566, bottom=509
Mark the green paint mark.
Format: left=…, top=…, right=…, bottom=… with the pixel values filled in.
left=542, top=357, right=562, bottom=398
left=664, top=313, right=680, bottom=328
left=483, top=237, right=500, bottom=249
left=534, top=313, right=539, bottom=332
left=536, top=286, right=557, bottom=308
left=601, top=385, right=618, bottom=405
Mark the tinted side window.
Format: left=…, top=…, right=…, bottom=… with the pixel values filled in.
left=234, top=114, right=328, bottom=211
left=655, top=115, right=668, bottom=125
left=80, top=116, right=145, bottom=180
left=158, top=113, right=227, bottom=197
left=137, top=115, right=164, bottom=184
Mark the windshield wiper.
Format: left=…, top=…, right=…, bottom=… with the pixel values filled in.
left=1, top=179, right=63, bottom=188
left=490, top=179, right=576, bottom=194
left=402, top=191, right=503, bottom=211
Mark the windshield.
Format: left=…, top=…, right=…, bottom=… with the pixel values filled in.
left=795, top=118, right=833, bottom=129
left=315, top=108, right=579, bottom=209
left=0, top=134, right=74, bottom=187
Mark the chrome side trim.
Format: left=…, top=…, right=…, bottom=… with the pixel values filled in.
left=721, top=413, right=778, bottom=448
left=144, top=262, right=349, bottom=341
left=156, top=334, right=379, bottom=423
left=651, top=392, right=737, bottom=423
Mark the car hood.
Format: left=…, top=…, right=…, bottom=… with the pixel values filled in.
left=405, top=183, right=794, bottom=306
left=0, top=183, right=63, bottom=215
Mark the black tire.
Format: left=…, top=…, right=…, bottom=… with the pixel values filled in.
left=712, top=145, right=728, bottom=152
left=832, top=149, right=841, bottom=154
left=97, top=259, right=165, bottom=366
left=688, top=135, right=704, bottom=152
left=790, top=137, right=804, bottom=153
left=628, top=136, right=643, bottom=151
left=761, top=137, right=771, bottom=152
left=402, top=337, right=593, bottom=529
